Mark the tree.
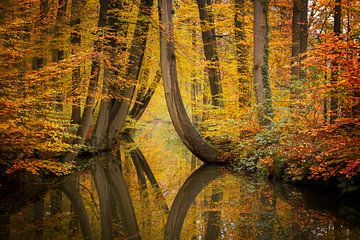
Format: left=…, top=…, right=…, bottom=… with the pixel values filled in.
left=159, top=0, right=222, bottom=162
left=197, top=0, right=224, bottom=107
left=330, top=0, right=341, bottom=123
left=253, top=0, right=273, bottom=127
left=235, top=0, right=250, bottom=107
left=291, top=0, right=308, bottom=88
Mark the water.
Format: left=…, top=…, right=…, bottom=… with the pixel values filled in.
left=1, top=123, right=360, bottom=239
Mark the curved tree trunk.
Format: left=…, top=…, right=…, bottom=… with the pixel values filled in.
left=158, top=0, right=222, bottom=163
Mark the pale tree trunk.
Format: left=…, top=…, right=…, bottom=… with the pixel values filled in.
left=253, top=0, right=273, bottom=127
left=197, top=0, right=224, bottom=107
left=159, top=0, right=223, bottom=163
left=235, top=0, right=250, bottom=107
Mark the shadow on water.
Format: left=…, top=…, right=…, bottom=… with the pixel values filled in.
left=1, top=138, right=360, bottom=239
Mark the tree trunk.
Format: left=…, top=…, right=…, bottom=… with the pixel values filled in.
left=235, top=0, right=250, bottom=107
left=330, top=0, right=341, bottom=123
left=159, top=0, right=222, bottom=163
left=70, top=0, right=86, bottom=124
left=107, top=0, right=154, bottom=145
left=197, top=0, right=224, bottom=107
left=92, top=0, right=130, bottom=148
left=291, top=0, right=308, bottom=90
left=253, top=0, right=273, bottom=127
left=65, top=0, right=108, bottom=161
left=129, top=70, right=161, bottom=121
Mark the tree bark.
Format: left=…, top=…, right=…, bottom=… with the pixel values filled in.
left=330, top=0, right=341, bottom=123
left=107, top=0, right=154, bottom=145
left=291, top=0, right=308, bottom=89
left=197, top=0, right=224, bottom=107
left=159, top=0, right=222, bottom=163
left=235, top=0, right=250, bottom=107
left=65, top=0, right=108, bottom=161
left=253, top=0, right=273, bottom=127
left=70, top=0, right=86, bottom=124
left=129, top=70, right=161, bottom=121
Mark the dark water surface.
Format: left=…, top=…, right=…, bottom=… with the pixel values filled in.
left=1, top=124, right=360, bottom=240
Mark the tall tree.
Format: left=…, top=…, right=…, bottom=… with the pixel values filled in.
left=197, top=0, right=224, bottom=107
left=235, top=0, right=250, bottom=107
left=253, top=0, right=273, bottom=127
left=159, top=0, right=223, bottom=162
left=107, top=0, right=154, bottom=145
left=70, top=0, right=86, bottom=124
left=65, top=0, right=109, bottom=161
left=92, top=0, right=154, bottom=149
left=291, top=0, right=308, bottom=89
left=330, top=0, right=341, bottom=123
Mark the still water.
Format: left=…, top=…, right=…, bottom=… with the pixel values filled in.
left=1, top=123, right=360, bottom=239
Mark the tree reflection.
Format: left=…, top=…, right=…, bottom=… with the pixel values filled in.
left=164, top=164, right=226, bottom=240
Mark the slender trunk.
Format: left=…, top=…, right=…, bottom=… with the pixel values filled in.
left=253, top=0, right=273, bottom=127
left=92, top=0, right=130, bottom=148
left=129, top=70, right=161, bottom=121
left=65, top=0, right=109, bottom=161
left=291, top=0, right=308, bottom=90
left=330, top=0, right=341, bottom=123
left=299, top=0, right=308, bottom=80
left=52, top=0, right=69, bottom=112
left=191, top=30, right=202, bottom=124
left=235, top=0, right=250, bottom=107
left=70, top=0, right=86, bottom=124
left=197, top=0, right=223, bottom=107
left=107, top=0, right=154, bottom=145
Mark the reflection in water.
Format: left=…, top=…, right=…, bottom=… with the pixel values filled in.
left=1, top=133, right=360, bottom=239
left=164, top=164, right=225, bottom=240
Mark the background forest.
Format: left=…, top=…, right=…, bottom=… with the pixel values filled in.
left=0, top=0, right=359, bottom=191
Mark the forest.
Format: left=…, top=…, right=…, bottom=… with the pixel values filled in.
left=0, top=0, right=360, bottom=238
